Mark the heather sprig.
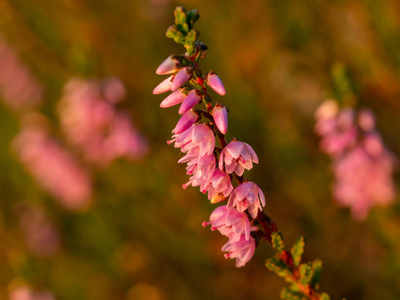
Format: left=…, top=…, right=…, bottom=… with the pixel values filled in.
left=154, top=7, right=331, bottom=300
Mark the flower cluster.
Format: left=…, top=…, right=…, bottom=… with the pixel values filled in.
left=57, top=78, right=148, bottom=167
left=315, top=100, right=396, bottom=220
left=154, top=46, right=265, bottom=267
left=13, top=116, right=92, bottom=210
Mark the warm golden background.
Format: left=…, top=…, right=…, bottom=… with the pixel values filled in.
left=1, top=0, right=400, bottom=299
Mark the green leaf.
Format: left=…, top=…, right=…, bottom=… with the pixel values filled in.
left=320, top=293, right=331, bottom=300
left=290, top=236, right=305, bottom=266
left=174, top=7, right=187, bottom=27
left=173, top=31, right=186, bottom=44
left=272, top=232, right=285, bottom=252
left=187, top=9, right=200, bottom=27
left=266, top=257, right=292, bottom=279
left=299, top=262, right=314, bottom=285
left=310, top=259, right=323, bottom=288
left=280, top=288, right=308, bottom=300
left=166, top=26, right=178, bottom=39
left=186, top=29, right=197, bottom=47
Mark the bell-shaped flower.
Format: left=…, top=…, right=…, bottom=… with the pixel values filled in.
left=206, top=72, right=226, bottom=96
left=172, top=110, right=199, bottom=135
left=228, top=181, right=265, bottom=218
left=156, top=55, right=179, bottom=75
left=212, top=103, right=228, bottom=134
left=160, top=89, right=186, bottom=108
left=171, top=67, right=192, bottom=91
left=153, top=76, right=173, bottom=94
left=219, top=140, right=258, bottom=176
left=206, top=169, right=233, bottom=201
left=221, top=235, right=256, bottom=268
left=203, top=205, right=251, bottom=242
left=172, top=124, right=215, bottom=157
left=178, top=90, right=201, bottom=114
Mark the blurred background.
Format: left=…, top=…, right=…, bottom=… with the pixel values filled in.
left=1, top=0, right=400, bottom=299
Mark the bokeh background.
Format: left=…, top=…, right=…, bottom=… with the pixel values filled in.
left=1, top=0, right=400, bottom=299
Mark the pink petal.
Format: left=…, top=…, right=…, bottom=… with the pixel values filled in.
left=226, top=141, right=243, bottom=159
left=160, top=89, right=186, bottom=108
left=207, top=73, right=226, bottom=96
left=156, top=55, right=179, bottom=75
left=178, top=90, right=200, bottom=115
left=153, top=76, right=174, bottom=94
left=172, top=110, right=199, bottom=134
left=171, top=68, right=191, bottom=91
left=212, top=105, right=228, bottom=134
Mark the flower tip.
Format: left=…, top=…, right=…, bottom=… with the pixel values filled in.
left=207, top=73, right=226, bottom=96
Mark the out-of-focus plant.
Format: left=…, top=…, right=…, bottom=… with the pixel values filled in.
left=153, top=7, right=331, bottom=300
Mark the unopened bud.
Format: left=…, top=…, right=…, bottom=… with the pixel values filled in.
left=156, top=56, right=179, bottom=75
left=153, top=76, right=174, bottom=94
left=172, top=110, right=199, bottom=134
left=206, top=72, right=226, bottom=96
left=160, top=89, right=186, bottom=108
left=178, top=90, right=201, bottom=114
left=171, top=67, right=192, bottom=91
left=212, top=103, right=228, bottom=134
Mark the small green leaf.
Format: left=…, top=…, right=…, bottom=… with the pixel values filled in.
left=310, top=259, right=323, bottom=288
left=174, top=7, right=187, bottom=27
left=290, top=236, right=305, bottom=266
left=166, top=26, right=178, bottom=39
left=272, top=232, right=285, bottom=252
left=186, top=29, right=197, bottom=47
left=266, top=257, right=292, bottom=279
left=187, top=9, right=199, bottom=27
left=173, top=31, right=186, bottom=44
left=299, top=262, right=314, bottom=285
left=280, top=288, right=308, bottom=300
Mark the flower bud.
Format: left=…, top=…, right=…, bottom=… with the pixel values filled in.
left=210, top=193, right=227, bottom=204
left=178, top=90, right=201, bottom=114
left=160, top=89, right=186, bottom=108
left=156, top=55, right=179, bottom=75
left=171, top=67, right=191, bottom=91
left=153, top=76, right=173, bottom=94
left=212, top=104, right=228, bottom=134
left=172, top=110, right=199, bottom=134
left=206, top=72, right=226, bottom=96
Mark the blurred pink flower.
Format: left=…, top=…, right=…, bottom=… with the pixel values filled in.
left=9, top=285, right=55, bottom=300
left=58, top=78, right=148, bottom=167
left=17, top=202, right=60, bottom=257
left=315, top=101, right=397, bottom=220
left=0, top=34, right=43, bottom=111
left=222, top=235, right=256, bottom=268
left=13, top=121, right=92, bottom=210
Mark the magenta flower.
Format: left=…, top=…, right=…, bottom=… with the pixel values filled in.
left=203, top=205, right=251, bottom=242
left=212, top=104, right=228, bottom=134
left=156, top=55, right=180, bottom=75
left=221, top=235, right=256, bottom=268
left=153, top=76, right=173, bottom=94
left=206, top=72, right=226, bottom=96
left=172, top=109, right=200, bottom=134
left=160, top=88, right=187, bottom=108
left=178, top=90, right=201, bottom=114
left=171, top=67, right=192, bottom=91
left=228, top=181, right=265, bottom=218
left=182, top=153, right=216, bottom=192
left=206, top=169, right=234, bottom=202
left=219, top=140, right=258, bottom=176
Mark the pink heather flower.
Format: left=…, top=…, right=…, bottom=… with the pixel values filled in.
left=219, top=140, right=258, bottom=176
left=171, top=67, right=192, bottom=91
left=153, top=76, right=173, bottom=94
left=58, top=78, right=148, bottom=167
left=206, top=169, right=234, bottom=202
left=171, top=124, right=215, bottom=157
left=203, top=205, right=251, bottom=241
left=358, top=108, right=375, bottom=132
left=212, top=104, right=228, bottom=134
left=160, top=89, right=186, bottom=108
left=172, top=109, right=200, bottom=134
left=156, top=55, right=179, bottom=75
left=182, top=153, right=216, bottom=192
left=13, top=122, right=92, bottom=210
left=206, top=72, right=226, bottom=96
left=178, top=90, right=201, bottom=114
left=228, top=181, right=266, bottom=218
left=0, top=34, right=43, bottom=111
left=17, top=202, right=60, bottom=257
left=221, top=235, right=256, bottom=267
